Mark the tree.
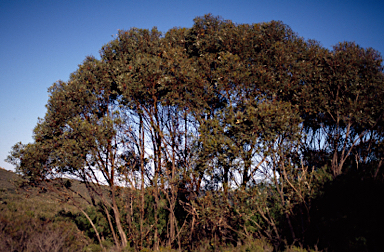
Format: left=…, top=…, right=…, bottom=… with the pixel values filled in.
left=296, top=42, right=384, bottom=177
left=8, top=56, right=129, bottom=249
left=7, top=14, right=384, bottom=251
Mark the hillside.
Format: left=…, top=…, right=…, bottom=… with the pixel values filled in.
left=0, top=167, right=92, bottom=205
left=0, top=167, right=94, bottom=251
left=0, top=167, right=18, bottom=192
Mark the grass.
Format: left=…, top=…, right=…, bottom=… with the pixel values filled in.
left=0, top=167, right=91, bottom=251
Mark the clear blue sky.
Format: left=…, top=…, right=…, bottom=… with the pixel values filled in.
left=1, top=0, right=383, bottom=171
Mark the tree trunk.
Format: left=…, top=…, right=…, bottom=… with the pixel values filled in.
left=112, top=194, right=128, bottom=248
left=79, top=208, right=105, bottom=251
left=140, top=115, right=145, bottom=250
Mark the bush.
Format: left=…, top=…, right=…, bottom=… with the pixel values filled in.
left=0, top=192, right=89, bottom=252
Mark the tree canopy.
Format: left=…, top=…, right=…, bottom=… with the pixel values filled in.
left=7, top=14, right=384, bottom=251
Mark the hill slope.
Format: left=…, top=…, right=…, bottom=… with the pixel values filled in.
left=0, top=167, right=19, bottom=192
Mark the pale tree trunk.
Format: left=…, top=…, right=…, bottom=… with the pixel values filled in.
left=154, top=102, right=162, bottom=251
left=109, top=136, right=128, bottom=249
left=112, top=190, right=128, bottom=248
left=103, top=204, right=119, bottom=249
left=79, top=209, right=105, bottom=251
left=331, top=121, right=367, bottom=177
left=139, top=114, right=145, bottom=250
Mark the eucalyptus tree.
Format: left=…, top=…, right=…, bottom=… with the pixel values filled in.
left=7, top=56, right=130, bottom=249
left=7, top=14, right=384, bottom=251
left=101, top=26, right=204, bottom=249
left=7, top=25, right=198, bottom=251
left=178, top=15, right=315, bottom=248
left=296, top=42, right=384, bottom=177
left=184, top=15, right=308, bottom=190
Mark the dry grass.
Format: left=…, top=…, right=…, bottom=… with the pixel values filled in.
left=0, top=167, right=90, bottom=251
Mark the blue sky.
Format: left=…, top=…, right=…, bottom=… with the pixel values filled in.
left=1, top=0, right=383, bottom=171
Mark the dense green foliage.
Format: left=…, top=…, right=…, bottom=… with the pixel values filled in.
left=6, top=14, right=384, bottom=251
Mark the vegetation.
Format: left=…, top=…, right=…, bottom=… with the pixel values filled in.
left=5, top=14, right=384, bottom=251
left=0, top=167, right=89, bottom=251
